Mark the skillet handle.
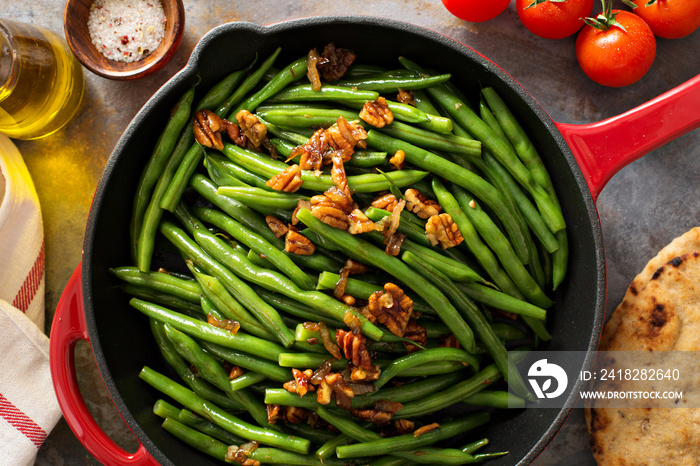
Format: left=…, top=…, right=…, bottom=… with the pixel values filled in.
left=49, top=264, right=160, bottom=465
left=555, top=74, right=700, bottom=202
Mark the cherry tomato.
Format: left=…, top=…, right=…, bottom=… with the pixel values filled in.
left=576, top=10, right=656, bottom=87
left=630, top=0, right=700, bottom=39
left=442, top=0, right=512, bottom=22
left=516, top=0, right=595, bottom=39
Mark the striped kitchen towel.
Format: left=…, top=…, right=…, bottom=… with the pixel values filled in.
left=0, top=134, right=61, bottom=465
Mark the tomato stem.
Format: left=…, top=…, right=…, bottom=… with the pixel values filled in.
left=524, top=0, right=566, bottom=10
left=583, top=0, right=626, bottom=31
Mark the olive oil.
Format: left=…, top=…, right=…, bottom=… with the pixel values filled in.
left=0, top=19, right=84, bottom=140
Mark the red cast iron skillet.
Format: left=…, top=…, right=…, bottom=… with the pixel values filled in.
left=50, top=16, right=700, bottom=465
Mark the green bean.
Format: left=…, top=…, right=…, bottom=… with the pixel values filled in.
left=334, top=71, right=452, bottom=91
left=399, top=57, right=565, bottom=234
left=216, top=186, right=308, bottom=210
left=394, top=360, right=503, bottom=419
left=374, top=348, right=479, bottom=390
left=234, top=55, right=308, bottom=114
left=316, top=433, right=352, bottom=462
left=278, top=353, right=344, bottom=370
left=229, top=371, right=268, bottom=391
left=159, top=143, right=206, bottom=213
left=122, top=284, right=202, bottom=314
left=255, top=287, right=346, bottom=329
left=316, top=407, right=483, bottom=465
left=365, top=130, right=530, bottom=264
left=180, top=211, right=385, bottom=342
left=199, top=340, right=290, bottom=383
left=480, top=150, right=560, bottom=253
left=268, top=83, right=379, bottom=102
left=455, top=279, right=548, bottom=322
left=462, top=390, right=525, bottom=409
left=222, top=143, right=428, bottom=193
left=204, top=156, right=250, bottom=188
left=149, top=319, right=243, bottom=410
left=402, top=251, right=532, bottom=400
left=351, top=371, right=465, bottom=409
left=161, top=417, right=229, bottom=460
left=176, top=407, right=246, bottom=445
left=163, top=324, right=270, bottom=428
left=217, top=48, right=280, bottom=117
left=191, top=205, right=316, bottom=291
left=140, top=366, right=310, bottom=454
left=189, top=269, right=277, bottom=341
left=448, top=181, right=553, bottom=309
left=263, top=388, right=320, bottom=410
left=133, top=298, right=285, bottom=361
left=430, top=176, right=525, bottom=299
left=281, top=423, right=340, bottom=447
left=130, top=86, right=196, bottom=265
left=297, top=208, right=476, bottom=354
left=110, top=266, right=201, bottom=303
left=462, top=438, right=489, bottom=455
left=255, top=106, right=360, bottom=127
left=377, top=120, right=481, bottom=157
left=189, top=173, right=282, bottom=245
left=206, top=152, right=273, bottom=190
left=335, top=412, right=490, bottom=459
left=159, top=51, right=279, bottom=212
left=164, top=215, right=296, bottom=347
left=258, top=116, right=312, bottom=144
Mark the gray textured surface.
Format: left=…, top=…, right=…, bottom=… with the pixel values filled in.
left=2, top=0, right=698, bottom=464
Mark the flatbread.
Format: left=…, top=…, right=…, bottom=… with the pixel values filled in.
left=585, top=227, right=700, bottom=465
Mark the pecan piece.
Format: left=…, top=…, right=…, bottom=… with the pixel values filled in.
left=316, top=379, right=333, bottom=405
left=282, top=406, right=309, bottom=424
left=405, top=188, right=442, bottom=219
left=371, top=192, right=399, bottom=212
left=389, top=149, right=406, bottom=170
left=291, top=128, right=330, bottom=171
left=336, top=329, right=372, bottom=369
left=368, top=283, right=414, bottom=337
left=414, top=422, right=440, bottom=437
left=306, top=48, right=323, bottom=91
left=327, top=116, right=367, bottom=161
left=207, top=314, right=241, bottom=334
left=283, top=368, right=312, bottom=397
left=317, top=42, right=356, bottom=81
left=292, top=199, right=311, bottom=225
left=193, top=109, right=227, bottom=150
left=348, top=363, right=382, bottom=382
left=396, top=89, right=415, bottom=106
left=310, top=194, right=349, bottom=230
left=439, top=334, right=461, bottom=349
left=226, top=442, right=261, bottom=466
left=351, top=400, right=403, bottom=424
left=359, top=97, right=394, bottom=128
left=265, top=215, right=289, bottom=238
left=229, top=366, right=245, bottom=380
left=403, top=320, right=428, bottom=354
left=347, top=208, right=376, bottom=235
left=395, top=419, right=415, bottom=435
left=225, top=123, right=248, bottom=147
left=266, top=404, right=281, bottom=424
left=266, top=164, right=303, bottom=192
left=285, top=230, right=316, bottom=256
left=235, top=110, right=267, bottom=148
left=426, top=213, right=464, bottom=249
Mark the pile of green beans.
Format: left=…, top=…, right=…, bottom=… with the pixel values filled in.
left=116, top=44, right=569, bottom=465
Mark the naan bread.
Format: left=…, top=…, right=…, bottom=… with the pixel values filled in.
left=585, top=227, right=700, bottom=465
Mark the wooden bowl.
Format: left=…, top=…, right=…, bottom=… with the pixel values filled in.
left=63, top=0, right=185, bottom=80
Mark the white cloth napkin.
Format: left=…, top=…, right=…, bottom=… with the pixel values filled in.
left=0, top=134, right=61, bottom=466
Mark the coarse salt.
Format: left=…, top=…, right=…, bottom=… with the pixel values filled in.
left=87, top=0, right=166, bottom=63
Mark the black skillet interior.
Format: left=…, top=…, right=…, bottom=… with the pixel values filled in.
left=82, top=16, right=605, bottom=465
